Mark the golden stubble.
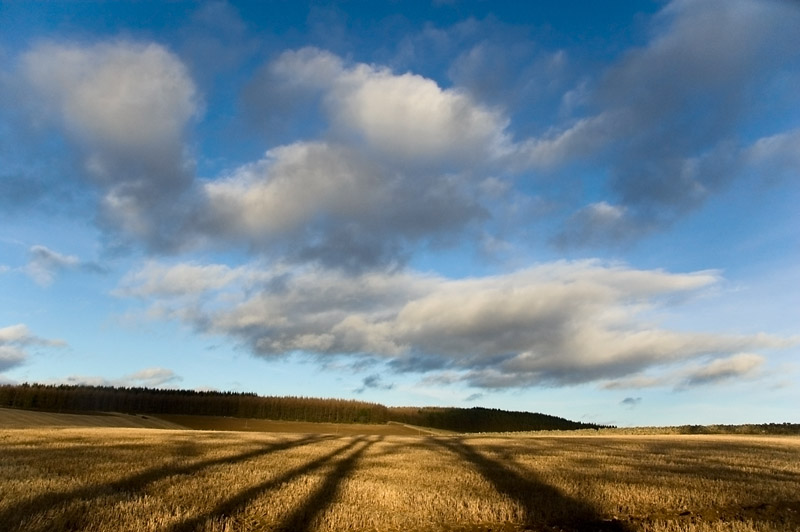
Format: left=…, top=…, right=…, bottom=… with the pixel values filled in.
left=1, top=428, right=798, bottom=532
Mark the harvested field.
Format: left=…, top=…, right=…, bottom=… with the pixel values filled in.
left=153, top=414, right=441, bottom=436
left=0, top=407, right=186, bottom=430
left=1, top=426, right=798, bottom=531
left=0, top=407, right=437, bottom=436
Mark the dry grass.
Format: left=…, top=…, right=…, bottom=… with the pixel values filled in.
left=0, top=426, right=798, bottom=532
left=152, top=414, right=443, bottom=436
left=0, top=407, right=187, bottom=430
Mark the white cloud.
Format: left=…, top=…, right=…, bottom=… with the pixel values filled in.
left=332, top=66, right=510, bottom=162
left=269, top=47, right=512, bottom=165
left=269, top=47, right=345, bottom=90
left=0, top=324, right=67, bottom=373
left=746, top=128, right=800, bottom=182
left=21, top=41, right=200, bottom=249
left=553, top=201, right=646, bottom=248
left=684, top=353, right=764, bottom=386
left=513, top=112, right=622, bottom=170
left=58, top=367, right=182, bottom=388
left=121, top=367, right=182, bottom=387
left=602, top=352, right=776, bottom=390
left=116, top=261, right=249, bottom=298
left=200, top=140, right=487, bottom=269
left=203, top=142, right=382, bottom=237
left=24, top=245, right=88, bottom=286
left=23, top=41, right=198, bottom=154
left=0, top=346, right=27, bottom=373
left=116, top=259, right=791, bottom=389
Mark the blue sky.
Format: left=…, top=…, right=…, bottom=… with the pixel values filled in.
left=1, top=0, right=798, bottom=426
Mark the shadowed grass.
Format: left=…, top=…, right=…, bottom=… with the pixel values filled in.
left=433, top=437, right=633, bottom=531
left=165, top=436, right=370, bottom=532
left=1, top=433, right=329, bottom=532
left=274, top=437, right=378, bottom=532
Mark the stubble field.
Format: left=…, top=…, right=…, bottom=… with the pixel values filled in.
left=1, top=423, right=799, bottom=532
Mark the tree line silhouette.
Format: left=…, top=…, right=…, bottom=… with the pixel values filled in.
left=0, top=383, right=602, bottom=432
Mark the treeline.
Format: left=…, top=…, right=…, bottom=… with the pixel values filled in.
left=677, top=423, right=800, bottom=435
left=389, top=406, right=601, bottom=432
left=0, top=383, right=602, bottom=432
left=0, top=384, right=389, bottom=424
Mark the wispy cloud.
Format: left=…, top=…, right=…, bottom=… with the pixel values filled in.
left=24, top=245, right=106, bottom=286
left=602, top=352, right=777, bottom=391
left=0, top=324, right=67, bottom=373
left=56, top=367, right=182, bottom=388
left=683, top=353, right=765, bottom=387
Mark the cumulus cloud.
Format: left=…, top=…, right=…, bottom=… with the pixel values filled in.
left=251, top=47, right=512, bottom=166
left=237, top=3, right=800, bottom=256
left=0, top=324, right=67, bottom=373
left=24, top=245, right=106, bottom=286
left=58, top=367, right=182, bottom=388
left=9, top=2, right=799, bottom=263
left=15, top=41, right=506, bottom=270
left=198, top=141, right=487, bottom=270
left=21, top=41, right=200, bottom=249
left=117, top=259, right=790, bottom=389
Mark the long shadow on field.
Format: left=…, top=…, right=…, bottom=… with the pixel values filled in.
left=1, top=434, right=329, bottom=532
left=433, top=438, right=632, bottom=532
left=274, top=436, right=378, bottom=532
left=167, top=436, right=374, bottom=532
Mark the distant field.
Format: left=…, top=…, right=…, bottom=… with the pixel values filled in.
left=1, top=426, right=798, bottom=532
left=0, top=407, right=186, bottom=430
left=0, top=407, right=434, bottom=436
left=154, top=414, right=440, bottom=436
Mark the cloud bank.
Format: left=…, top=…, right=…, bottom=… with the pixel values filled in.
left=117, top=260, right=790, bottom=389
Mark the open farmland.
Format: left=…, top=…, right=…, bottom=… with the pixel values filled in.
left=1, top=427, right=799, bottom=532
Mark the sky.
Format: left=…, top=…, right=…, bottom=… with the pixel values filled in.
left=0, top=0, right=798, bottom=427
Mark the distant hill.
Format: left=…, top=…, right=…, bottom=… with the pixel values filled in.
left=0, top=383, right=601, bottom=433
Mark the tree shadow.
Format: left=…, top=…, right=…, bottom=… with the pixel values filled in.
left=167, top=435, right=375, bottom=532
left=274, top=436, right=379, bottom=532
left=1, top=434, right=329, bottom=532
left=432, top=437, right=633, bottom=532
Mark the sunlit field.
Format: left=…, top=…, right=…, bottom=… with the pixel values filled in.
left=2, top=424, right=799, bottom=532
